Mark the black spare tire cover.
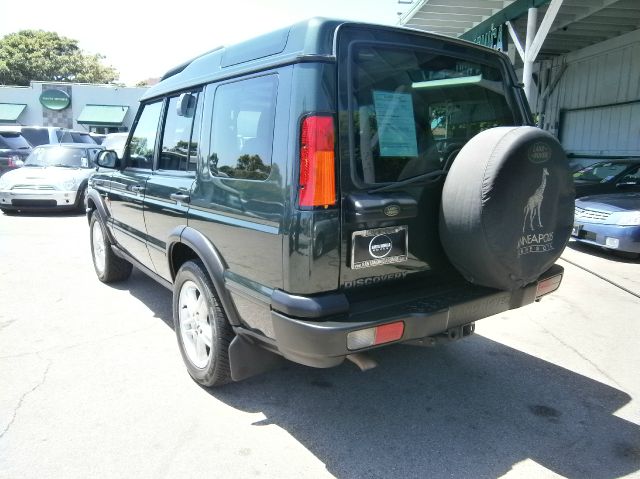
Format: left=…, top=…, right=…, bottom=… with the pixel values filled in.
left=439, top=126, right=574, bottom=291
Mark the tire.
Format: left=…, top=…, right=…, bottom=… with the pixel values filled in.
left=173, top=260, right=234, bottom=387
left=89, top=213, right=132, bottom=283
left=440, top=126, right=574, bottom=291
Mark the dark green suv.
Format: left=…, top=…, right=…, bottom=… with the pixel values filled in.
left=87, top=19, right=574, bottom=386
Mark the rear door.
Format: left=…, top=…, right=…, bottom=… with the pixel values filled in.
left=108, top=101, right=162, bottom=269
left=336, top=26, right=524, bottom=290
left=144, top=91, right=201, bottom=280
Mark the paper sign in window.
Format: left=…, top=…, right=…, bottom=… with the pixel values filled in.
left=373, top=90, right=418, bottom=157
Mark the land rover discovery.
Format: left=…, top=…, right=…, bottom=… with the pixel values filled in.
left=87, top=18, right=574, bottom=386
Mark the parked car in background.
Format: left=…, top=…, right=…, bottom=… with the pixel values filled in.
left=572, top=192, right=640, bottom=258
left=60, top=130, right=97, bottom=144
left=101, top=132, right=128, bottom=158
left=5, top=126, right=66, bottom=147
left=1, top=126, right=99, bottom=147
left=573, top=160, right=640, bottom=197
left=0, top=129, right=32, bottom=176
left=0, top=143, right=102, bottom=213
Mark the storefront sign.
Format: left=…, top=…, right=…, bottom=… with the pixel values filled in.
left=39, top=89, right=71, bottom=111
left=471, top=23, right=508, bottom=52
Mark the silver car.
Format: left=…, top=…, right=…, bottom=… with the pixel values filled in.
left=0, top=144, right=103, bottom=214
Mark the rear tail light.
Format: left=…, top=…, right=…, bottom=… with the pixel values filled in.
left=298, top=115, right=336, bottom=208
left=536, top=274, right=562, bottom=298
left=347, top=321, right=405, bottom=350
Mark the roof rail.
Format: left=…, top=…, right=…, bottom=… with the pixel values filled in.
left=160, top=46, right=224, bottom=81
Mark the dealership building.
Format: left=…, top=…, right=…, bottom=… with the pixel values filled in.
left=400, top=0, right=640, bottom=167
left=0, top=81, right=147, bottom=133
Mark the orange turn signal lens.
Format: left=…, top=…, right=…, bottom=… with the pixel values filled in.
left=299, top=115, right=336, bottom=208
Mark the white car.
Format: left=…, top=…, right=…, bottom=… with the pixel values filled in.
left=0, top=144, right=103, bottom=214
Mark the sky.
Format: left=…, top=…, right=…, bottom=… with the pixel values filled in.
left=0, top=0, right=413, bottom=85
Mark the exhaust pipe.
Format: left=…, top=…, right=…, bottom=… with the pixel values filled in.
left=346, top=353, right=378, bottom=371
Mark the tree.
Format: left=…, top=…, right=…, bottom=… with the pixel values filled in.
left=0, top=30, right=118, bottom=86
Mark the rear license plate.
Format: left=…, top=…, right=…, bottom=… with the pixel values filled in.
left=351, top=226, right=408, bottom=269
left=572, top=225, right=582, bottom=236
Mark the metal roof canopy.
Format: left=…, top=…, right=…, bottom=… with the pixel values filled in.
left=400, top=0, right=640, bottom=100
left=401, top=0, right=640, bottom=57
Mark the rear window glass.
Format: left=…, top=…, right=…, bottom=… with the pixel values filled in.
left=0, top=132, right=31, bottom=150
left=21, top=128, right=50, bottom=146
left=61, top=131, right=96, bottom=144
left=350, top=45, right=515, bottom=184
left=573, top=162, right=633, bottom=183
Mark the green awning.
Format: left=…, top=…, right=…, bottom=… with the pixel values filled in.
left=77, top=104, right=129, bottom=126
left=0, top=103, right=27, bottom=122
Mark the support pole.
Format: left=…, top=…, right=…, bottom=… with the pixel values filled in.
left=523, top=7, right=538, bottom=104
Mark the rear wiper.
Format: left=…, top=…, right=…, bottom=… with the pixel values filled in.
left=368, top=170, right=447, bottom=194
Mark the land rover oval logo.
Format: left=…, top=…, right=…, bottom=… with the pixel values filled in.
left=39, top=89, right=71, bottom=111
left=528, top=142, right=552, bottom=164
left=384, top=205, right=400, bottom=217
left=369, top=234, right=393, bottom=258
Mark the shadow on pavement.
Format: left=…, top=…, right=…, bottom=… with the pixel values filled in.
left=567, top=240, right=640, bottom=263
left=120, top=269, right=640, bottom=479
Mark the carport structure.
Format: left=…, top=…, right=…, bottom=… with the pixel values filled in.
left=400, top=0, right=640, bottom=168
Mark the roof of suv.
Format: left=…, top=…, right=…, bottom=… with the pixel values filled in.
left=142, top=17, right=496, bottom=103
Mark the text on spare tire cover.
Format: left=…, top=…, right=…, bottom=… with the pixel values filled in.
left=519, top=167, right=554, bottom=256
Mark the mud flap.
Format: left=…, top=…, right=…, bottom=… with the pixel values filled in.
left=229, top=335, right=284, bottom=382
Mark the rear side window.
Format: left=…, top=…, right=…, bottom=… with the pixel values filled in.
left=208, top=75, right=277, bottom=180
left=21, top=128, right=49, bottom=146
left=350, top=44, right=515, bottom=184
left=159, top=92, right=200, bottom=172
left=126, top=102, right=163, bottom=169
left=0, top=132, right=31, bottom=150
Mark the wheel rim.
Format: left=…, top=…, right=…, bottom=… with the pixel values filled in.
left=91, top=220, right=106, bottom=276
left=178, top=280, right=213, bottom=369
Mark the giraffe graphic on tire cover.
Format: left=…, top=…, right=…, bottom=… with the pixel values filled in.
left=523, top=168, right=549, bottom=232
left=518, top=168, right=554, bottom=256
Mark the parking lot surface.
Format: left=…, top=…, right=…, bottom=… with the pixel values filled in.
left=1, top=212, right=639, bottom=479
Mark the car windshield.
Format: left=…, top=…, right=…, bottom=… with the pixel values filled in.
left=350, top=44, right=516, bottom=184
left=24, top=147, right=94, bottom=168
left=573, top=162, right=632, bottom=183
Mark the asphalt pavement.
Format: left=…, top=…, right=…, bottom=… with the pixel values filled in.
left=0, top=211, right=639, bottom=479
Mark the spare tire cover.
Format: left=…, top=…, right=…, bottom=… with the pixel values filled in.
left=439, top=126, right=574, bottom=291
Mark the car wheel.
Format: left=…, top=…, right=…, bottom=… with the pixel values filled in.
left=90, top=213, right=132, bottom=283
left=173, top=260, right=234, bottom=387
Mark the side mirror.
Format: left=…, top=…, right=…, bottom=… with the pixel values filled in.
left=177, top=93, right=197, bottom=118
left=96, top=150, right=119, bottom=169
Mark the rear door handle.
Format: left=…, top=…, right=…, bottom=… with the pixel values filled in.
left=131, top=185, right=145, bottom=193
left=170, top=193, right=191, bottom=203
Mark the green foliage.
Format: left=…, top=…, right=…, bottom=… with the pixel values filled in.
left=0, top=30, right=118, bottom=86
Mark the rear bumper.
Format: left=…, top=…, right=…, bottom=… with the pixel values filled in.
left=270, top=265, right=564, bottom=368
